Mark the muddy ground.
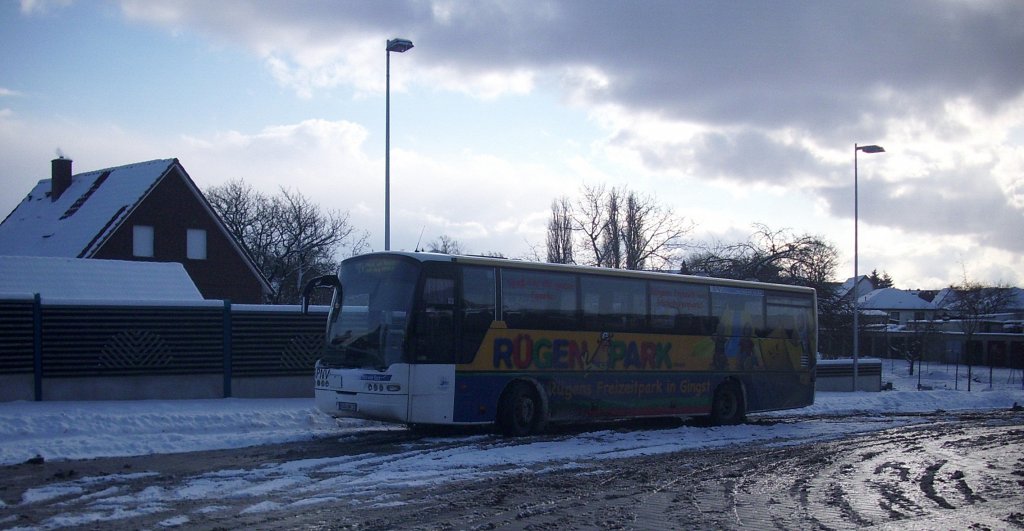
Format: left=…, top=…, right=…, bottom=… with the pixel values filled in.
left=2, top=411, right=1022, bottom=530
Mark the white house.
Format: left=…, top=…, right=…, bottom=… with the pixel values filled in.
left=858, top=288, right=937, bottom=326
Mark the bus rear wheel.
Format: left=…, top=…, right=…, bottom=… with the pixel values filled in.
left=499, top=382, right=543, bottom=437
left=710, top=382, right=745, bottom=425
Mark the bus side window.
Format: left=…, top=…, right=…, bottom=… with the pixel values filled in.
left=710, top=286, right=765, bottom=337
left=674, top=314, right=714, bottom=335
left=581, top=275, right=645, bottom=332
left=502, top=269, right=578, bottom=330
left=766, top=293, right=816, bottom=364
left=413, top=267, right=456, bottom=363
left=650, top=281, right=710, bottom=335
left=459, top=266, right=496, bottom=364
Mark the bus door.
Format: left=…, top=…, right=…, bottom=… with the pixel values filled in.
left=407, top=262, right=458, bottom=424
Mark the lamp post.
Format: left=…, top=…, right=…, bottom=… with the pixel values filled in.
left=853, top=143, right=885, bottom=391
left=385, top=37, right=414, bottom=251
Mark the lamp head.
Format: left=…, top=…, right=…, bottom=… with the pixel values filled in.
left=387, top=38, right=414, bottom=53
left=857, top=144, right=885, bottom=154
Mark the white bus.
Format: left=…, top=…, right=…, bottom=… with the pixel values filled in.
left=304, top=252, right=816, bottom=436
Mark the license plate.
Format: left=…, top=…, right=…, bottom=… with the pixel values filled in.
left=337, top=401, right=357, bottom=412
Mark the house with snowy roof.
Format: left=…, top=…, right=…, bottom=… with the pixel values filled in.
left=857, top=287, right=937, bottom=326
left=837, top=275, right=875, bottom=301
left=0, top=158, right=271, bottom=303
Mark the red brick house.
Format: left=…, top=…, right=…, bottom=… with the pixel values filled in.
left=0, top=158, right=271, bottom=303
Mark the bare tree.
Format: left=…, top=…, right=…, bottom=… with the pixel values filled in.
left=682, top=224, right=838, bottom=291
left=205, top=179, right=277, bottom=267
left=206, top=179, right=368, bottom=304
left=427, top=235, right=464, bottom=255
left=941, top=275, right=1015, bottom=390
left=622, top=192, right=642, bottom=270
left=205, top=179, right=254, bottom=240
left=274, top=188, right=367, bottom=302
left=545, top=197, right=574, bottom=264
left=567, top=184, right=691, bottom=270
left=620, top=189, right=690, bottom=271
left=574, top=184, right=610, bottom=267
left=602, top=187, right=622, bottom=268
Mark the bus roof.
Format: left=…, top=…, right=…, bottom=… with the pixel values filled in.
left=349, top=251, right=816, bottom=295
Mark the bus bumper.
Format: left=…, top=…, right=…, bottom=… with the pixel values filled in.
left=314, top=387, right=408, bottom=423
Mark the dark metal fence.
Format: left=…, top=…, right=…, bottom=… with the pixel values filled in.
left=0, top=298, right=35, bottom=376
left=230, top=308, right=327, bottom=377
left=0, top=295, right=327, bottom=400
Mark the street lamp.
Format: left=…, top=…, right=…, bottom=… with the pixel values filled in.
left=853, top=143, right=885, bottom=391
left=385, top=37, right=414, bottom=251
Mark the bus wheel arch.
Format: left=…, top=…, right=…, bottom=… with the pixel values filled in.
left=710, top=378, right=746, bottom=426
left=497, top=378, right=549, bottom=437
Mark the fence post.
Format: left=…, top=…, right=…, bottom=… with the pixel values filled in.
left=223, top=299, right=232, bottom=398
left=33, top=293, right=43, bottom=401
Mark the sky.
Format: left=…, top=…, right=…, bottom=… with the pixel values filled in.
left=1, top=363, right=1022, bottom=527
left=1, top=1, right=1023, bottom=290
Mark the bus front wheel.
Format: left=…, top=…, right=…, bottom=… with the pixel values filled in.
left=710, top=382, right=745, bottom=425
left=499, top=382, right=543, bottom=436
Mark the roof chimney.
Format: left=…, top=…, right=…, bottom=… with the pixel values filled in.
left=51, top=157, right=72, bottom=201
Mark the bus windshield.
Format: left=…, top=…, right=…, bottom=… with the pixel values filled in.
left=321, top=256, right=418, bottom=370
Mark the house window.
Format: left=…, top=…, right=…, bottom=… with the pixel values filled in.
left=133, top=225, right=154, bottom=257
left=187, top=229, right=207, bottom=260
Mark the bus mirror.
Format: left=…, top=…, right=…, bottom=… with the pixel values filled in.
left=301, top=275, right=342, bottom=315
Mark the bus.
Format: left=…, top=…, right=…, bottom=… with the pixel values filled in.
left=303, top=251, right=816, bottom=436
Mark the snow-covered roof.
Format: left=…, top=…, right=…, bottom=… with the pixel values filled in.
left=932, top=286, right=1024, bottom=311
left=837, top=275, right=874, bottom=299
left=0, top=255, right=203, bottom=301
left=0, top=159, right=177, bottom=258
left=931, top=287, right=956, bottom=309
left=1009, top=288, right=1024, bottom=310
left=858, top=288, right=934, bottom=310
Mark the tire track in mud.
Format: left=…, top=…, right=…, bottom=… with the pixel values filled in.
left=671, top=416, right=1024, bottom=530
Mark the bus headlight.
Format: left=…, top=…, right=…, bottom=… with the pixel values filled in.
left=364, top=383, right=402, bottom=392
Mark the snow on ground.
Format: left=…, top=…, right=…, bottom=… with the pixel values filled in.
left=1, top=361, right=1021, bottom=467
left=2, top=362, right=1023, bottom=530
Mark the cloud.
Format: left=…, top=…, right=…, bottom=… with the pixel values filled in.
left=178, top=119, right=572, bottom=256
left=0, top=112, right=174, bottom=217
left=817, top=160, right=1024, bottom=254
left=614, top=127, right=833, bottom=187
left=19, top=0, right=72, bottom=15
left=8, top=1, right=1022, bottom=286
left=180, top=119, right=377, bottom=211
left=118, top=1, right=416, bottom=96
left=854, top=227, right=1024, bottom=289
left=567, top=2, right=1024, bottom=134
left=112, top=2, right=1024, bottom=135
